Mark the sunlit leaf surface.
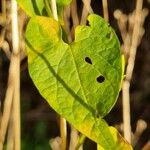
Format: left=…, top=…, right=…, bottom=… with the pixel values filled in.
left=25, top=14, right=131, bottom=149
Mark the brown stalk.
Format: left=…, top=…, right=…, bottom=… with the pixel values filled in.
left=102, top=0, right=109, bottom=21
left=122, top=0, right=143, bottom=143
left=80, top=0, right=92, bottom=25
left=0, top=66, right=14, bottom=150
left=64, top=6, right=72, bottom=42
left=6, top=116, right=14, bottom=150
left=69, top=126, right=79, bottom=150
left=60, top=117, right=67, bottom=150
left=11, top=0, right=21, bottom=149
left=71, top=0, right=79, bottom=29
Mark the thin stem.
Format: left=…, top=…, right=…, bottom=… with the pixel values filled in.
left=11, top=0, right=20, bottom=149
left=102, top=0, right=109, bottom=21
left=80, top=0, right=92, bottom=25
left=114, top=10, right=128, bottom=43
left=7, top=116, right=14, bottom=150
left=122, top=81, right=131, bottom=143
left=44, top=0, right=52, bottom=17
left=133, top=119, right=147, bottom=146
left=82, top=0, right=93, bottom=14
left=60, top=117, right=67, bottom=150
left=0, top=4, right=10, bottom=59
left=0, top=73, right=14, bottom=150
left=76, top=134, right=86, bottom=150
left=71, top=0, right=79, bottom=28
left=122, top=0, right=143, bottom=143
left=69, top=127, right=79, bottom=150
left=64, top=6, right=72, bottom=42
left=51, top=0, right=58, bottom=20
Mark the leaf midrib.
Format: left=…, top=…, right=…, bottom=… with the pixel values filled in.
left=69, top=45, right=88, bottom=104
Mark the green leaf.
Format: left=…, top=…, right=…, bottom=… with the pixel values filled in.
left=57, top=0, right=72, bottom=6
left=25, top=14, right=130, bottom=149
left=17, top=0, right=72, bottom=17
left=17, top=0, right=47, bottom=16
left=98, top=127, right=133, bottom=150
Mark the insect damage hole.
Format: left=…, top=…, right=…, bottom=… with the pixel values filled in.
left=85, top=57, right=92, bottom=64
left=96, top=75, right=105, bottom=83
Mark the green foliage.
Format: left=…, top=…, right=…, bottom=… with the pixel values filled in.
left=57, top=0, right=72, bottom=5
left=17, top=0, right=46, bottom=16
left=24, top=14, right=132, bottom=149
left=17, top=0, right=72, bottom=18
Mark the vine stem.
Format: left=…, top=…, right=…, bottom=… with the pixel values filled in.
left=50, top=0, right=67, bottom=149
left=122, top=0, right=143, bottom=143
left=44, top=0, right=52, bottom=17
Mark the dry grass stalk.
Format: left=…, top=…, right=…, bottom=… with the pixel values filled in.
left=102, top=0, right=109, bottom=21
left=6, top=116, right=14, bottom=150
left=69, top=126, right=79, bottom=150
left=114, top=0, right=148, bottom=144
left=82, top=0, right=93, bottom=14
left=64, top=6, right=72, bottom=42
left=51, top=0, right=58, bottom=21
left=114, top=10, right=128, bottom=43
left=0, top=70, right=14, bottom=150
left=11, top=0, right=21, bottom=149
left=0, top=0, right=11, bottom=59
left=122, top=0, right=144, bottom=143
left=49, top=137, right=61, bottom=150
left=0, top=0, right=21, bottom=149
left=60, top=117, right=67, bottom=150
left=133, top=119, right=147, bottom=146
left=80, top=0, right=92, bottom=25
left=71, top=0, right=79, bottom=29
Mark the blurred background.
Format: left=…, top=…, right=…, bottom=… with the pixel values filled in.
left=0, top=0, right=150, bottom=149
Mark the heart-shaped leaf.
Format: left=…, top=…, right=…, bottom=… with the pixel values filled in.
left=25, top=14, right=131, bottom=149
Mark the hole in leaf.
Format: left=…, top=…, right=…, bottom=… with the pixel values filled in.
left=106, top=32, right=111, bottom=39
left=96, top=75, right=105, bottom=83
left=85, top=57, right=92, bottom=64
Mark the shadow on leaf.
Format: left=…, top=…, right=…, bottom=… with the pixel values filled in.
left=25, top=39, right=96, bottom=116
